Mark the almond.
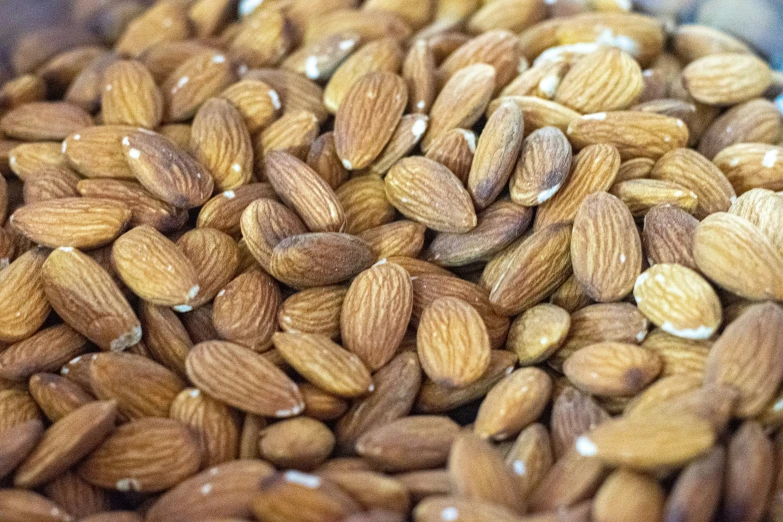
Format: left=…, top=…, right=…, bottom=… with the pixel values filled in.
left=682, top=52, right=772, bottom=106
left=0, top=489, right=73, bottom=522
left=506, top=303, right=570, bottom=365
left=220, top=79, right=281, bottom=134
left=115, top=3, right=191, bottom=58
left=240, top=198, right=307, bottom=271
left=563, top=341, right=662, bottom=397
left=282, top=32, right=360, bottom=82
left=245, top=68, right=329, bottom=124
left=402, top=39, right=436, bottom=114
left=259, top=417, right=335, bottom=469
left=78, top=417, right=201, bottom=492
left=0, top=325, right=87, bottom=382
left=213, top=269, right=280, bottom=352
left=101, top=60, right=163, bottom=129
left=713, top=143, right=783, bottom=195
left=550, top=386, right=611, bottom=459
left=198, top=182, right=278, bottom=237
left=0, top=419, right=43, bottom=480
left=699, top=98, right=782, bottom=160
left=592, top=469, right=665, bottom=522
left=139, top=302, right=192, bottom=379
left=42, top=247, right=141, bottom=352
left=722, top=421, right=774, bottom=522
left=252, top=471, right=362, bottom=522
left=62, top=125, right=136, bottom=180
left=272, top=332, right=374, bottom=398
left=230, top=7, right=292, bottom=68
left=279, top=286, right=348, bottom=339
left=28, top=374, right=94, bottom=423
left=175, top=228, right=240, bottom=307
left=337, top=175, right=397, bottom=234
left=571, top=192, right=642, bottom=302
left=439, top=30, right=521, bottom=91
left=1, top=101, right=92, bottom=141
left=162, top=51, right=237, bottom=122
left=0, top=248, right=50, bottom=343
left=510, top=126, right=572, bottom=206
left=385, top=156, right=477, bottom=233
left=663, top=447, right=724, bottom=522
left=307, top=132, right=350, bottom=190
left=527, top=448, right=606, bottom=512
left=642, top=205, right=698, bottom=269
left=424, top=128, right=476, bottom=185
left=341, top=262, right=413, bottom=371
left=370, top=113, right=429, bottom=176
left=414, top=496, right=525, bottom=522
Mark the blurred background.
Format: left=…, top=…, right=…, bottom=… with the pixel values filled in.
left=0, top=0, right=782, bottom=83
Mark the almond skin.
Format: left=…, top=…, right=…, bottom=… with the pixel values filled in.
left=417, top=297, right=491, bottom=389
left=62, top=125, right=137, bottom=180
left=334, top=72, right=408, bottom=171
left=634, top=264, right=721, bottom=340
left=1, top=101, right=92, bottom=141
left=176, top=228, right=240, bottom=308
left=563, top=342, right=662, bottom=397
left=385, top=156, right=477, bottom=233
left=341, top=262, right=413, bottom=371
left=77, top=418, right=201, bottom=493
left=101, top=60, right=163, bottom=129
left=42, top=247, right=141, bottom=352
left=510, top=126, right=572, bottom=207
left=0, top=325, right=87, bottom=382
left=272, top=332, right=374, bottom=398
left=571, top=192, right=642, bottom=303
left=186, top=340, right=304, bottom=418
left=0, top=248, right=50, bottom=343
left=213, top=269, right=280, bottom=352
left=122, top=130, right=214, bottom=210
left=10, top=197, right=131, bottom=249
left=240, top=198, right=307, bottom=272
left=279, top=285, right=348, bottom=339
left=162, top=51, right=238, bottom=122
left=111, top=226, right=201, bottom=310
left=682, top=52, right=772, bottom=106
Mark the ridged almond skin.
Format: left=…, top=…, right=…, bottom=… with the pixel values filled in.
left=610, top=179, right=698, bottom=217
left=422, top=63, right=496, bottom=151
left=114, top=2, right=190, bottom=57
left=190, top=98, right=253, bottom=191
left=324, top=37, right=404, bottom=112
left=504, top=423, right=554, bottom=498
left=122, top=130, right=214, bottom=209
left=713, top=143, right=783, bottom=195
left=550, top=387, right=610, bottom=459
left=176, top=228, right=239, bottom=308
left=256, top=108, right=319, bottom=161
left=139, top=302, right=191, bottom=379
left=213, top=269, right=280, bottom=352
left=487, top=223, right=572, bottom=316
left=633, top=264, right=721, bottom=340
left=162, top=51, right=238, bottom=122
left=279, top=286, right=347, bottom=339
left=642, top=329, right=711, bottom=379
left=272, top=332, right=374, bottom=398
left=556, top=47, right=643, bottom=113
left=341, top=262, right=413, bottom=371
left=722, top=421, right=774, bottom=522
left=258, top=417, right=335, bottom=469
left=571, top=192, right=642, bottom=303
left=592, top=469, right=665, bottom=522
left=0, top=489, right=73, bottom=522
left=506, top=303, right=570, bottom=365
left=415, top=496, right=526, bottom=522
left=169, top=387, right=240, bottom=467
left=334, top=72, right=408, bottom=171
left=62, top=125, right=136, bottom=179
left=77, top=179, right=188, bottom=234
left=0, top=325, right=86, bottom=382
left=467, top=100, right=524, bottom=210
left=425, top=200, right=533, bottom=267
left=356, top=415, right=461, bottom=472
left=89, top=352, right=185, bottom=420
left=220, top=79, right=281, bottom=134
left=642, top=205, right=698, bottom=269
left=240, top=198, right=307, bottom=271
left=10, top=197, right=131, bottom=249
left=307, top=132, right=349, bottom=190
left=439, top=30, right=520, bottom=90
left=28, top=373, right=94, bottom=423
left=336, top=175, right=396, bottom=235
left=146, top=459, right=275, bottom=522
left=730, top=189, right=783, bottom=254
left=693, top=212, right=783, bottom=300
left=8, top=142, right=70, bottom=181
left=650, top=148, right=735, bottom=219
left=474, top=367, right=552, bottom=441
left=0, top=419, right=43, bottom=480
left=229, top=6, right=292, bottom=68
left=15, top=401, right=117, bottom=488
left=269, top=232, right=374, bottom=288
left=78, top=418, right=201, bottom=493
left=186, top=340, right=304, bottom=417
left=682, top=52, right=772, bottom=106
left=417, top=297, right=491, bottom=388
left=403, top=39, right=436, bottom=114
left=245, top=68, right=329, bottom=124
left=448, top=432, right=526, bottom=513
left=385, top=156, right=477, bottom=233
left=42, top=247, right=141, bottom=352
left=21, top=166, right=81, bottom=204
left=563, top=342, right=662, bottom=397
left=699, top=98, right=782, bottom=160
left=704, top=302, right=783, bottom=417
left=112, top=226, right=201, bottom=310
left=197, top=182, right=277, bottom=236
left=101, top=60, right=163, bottom=129
left=568, top=112, right=689, bottom=161
left=425, top=128, right=476, bottom=185
left=0, top=248, right=50, bottom=343
left=510, top=126, right=572, bottom=206
left=574, top=413, right=715, bottom=470
left=534, top=143, right=621, bottom=231
left=0, top=389, right=40, bottom=433
left=265, top=150, right=346, bottom=233
left=0, top=101, right=92, bottom=141
left=282, top=32, right=360, bottom=83
left=370, top=113, right=429, bottom=176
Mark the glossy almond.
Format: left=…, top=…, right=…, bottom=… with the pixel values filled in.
left=186, top=340, right=304, bottom=418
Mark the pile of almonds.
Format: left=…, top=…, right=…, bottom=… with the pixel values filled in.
left=1, top=0, right=783, bottom=521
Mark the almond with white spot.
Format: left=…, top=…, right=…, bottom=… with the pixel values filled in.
left=713, top=143, right=783, bottom=195
left=101, top=60, right=163, bottom=129
left=510, top=126, right=572, bottom=207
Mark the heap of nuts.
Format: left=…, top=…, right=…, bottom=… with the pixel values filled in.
left=0, top=0, right=782, bottom=521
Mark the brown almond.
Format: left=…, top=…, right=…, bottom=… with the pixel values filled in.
left=62, top=125, right=136, bottom=180
left=507, top=303, right=570, bottom=365
left=1, top=101, right=92, bottom=141
left=0, top=325, right=86, bottom=382
left=424, top=128, right=476, bottom=185
left=229, top=7, right=292, bottom=68
left=102, top=60, right=163, bottom=129
left=279, top=286, right=348, bottom=339
left=259, top=417, right=335, bottom=469
left=220, top=78, right=281, bottom=134
left=663, top=446, right=724, bottom=522
left=213, top=269, right=280, bottom=352
left=28, top=373, right=94, bottom=423
left=197, top=182, right=277, bottom=237
left=592, top=469, right=665, bottom=522
left=610, top=178, right=698, bottom=217
left=240, top=198, right=308, bottom=271
left=510, top=126, right=572, bottom=207
left=403, top=39, right=436, bottom=114
left=563, top=342, right=661, bottom=397
left=162, top=51, right=237, bottom=122
left=175, top=228, right=240, bottom=307
left=682, top=52, right=772, bottom=106
left=0, top=249, right=50, bottom=343
left=336, top=175, right=396, bottom=235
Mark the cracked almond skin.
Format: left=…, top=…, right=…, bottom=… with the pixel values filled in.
left=385, top=156, right=477, bottom=233
left=272, top=332, right=374, bottom=398
left=112, top=226, right=201, bottom=310
left=704, top=302, right=783, bottom=418
left=341, top=262, right=413, bottom=371
left=563, top=342, right=662, bottom=397
left=10, top=197, right=131, bottom=249
left=15, top=401, right=117, bottom=488
left=265, top=150, right=346, bottom=233
left=571, top=192, right=642, bottom=303
left=0, top=248, right=50, bottom=343
left=335, top=72, right=408, bottom=171
left=77, top=418, right=201, bottom=493
left=417, top=297, right=491, bottom=389
left=42, top=247, right=141, bottom=352
left=633, top=264, right=721, bottom=340
left=186, top=340, right=303, bottom=418
left=121, top=130, right=214, bottom=210
left=269, top=232, right=374, bottom=289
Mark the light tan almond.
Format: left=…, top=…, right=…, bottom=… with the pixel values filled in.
left=102, top=60, right=163, bottom=129
left=115, top=2, right=191, bottom=58
left=402, top=39, right=437, bottom=114
left=682, top=52, right=772, bottom=106
left=162, top=51, right=237, bottom=122
left=1, top=101, right=92, bottom=141
left=336, top=175, right=396, bottom=235
left=713, top=143, right=783, bottom=195
left=571, top=192, right=642, bottom=302
left=510, top=126, right=572, bottom=206
left=341, top=262, right=413, bottom=371
left=699, top=98, right=782, bottom=160
left=592, top=469, right=665, bottom=522
left=610, top=178, right=698, bottom=217
left=245, top=68, right=329, bottom=124
left=62, top=125, right=136, bottom=180
left=0, top=248, right=50, bottom=343
left=256, top=109, right=320, bottom=161
left=279, top=286, right=348, bottom=339
left=229, top=7, right=292, bottom=68
left=507, top=303, right=570, bottom=365
left=282, top=32, right=361, bottom=83
left=370, top=113, right=429, bottom=176
left=563, top=341, right=661, bottom=397
left=259, top=417, right=335, bottom=470
left=220, top=79, right=281, bottom=134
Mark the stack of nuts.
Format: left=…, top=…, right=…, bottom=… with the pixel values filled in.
left=1, top=0, right=783, bottom=521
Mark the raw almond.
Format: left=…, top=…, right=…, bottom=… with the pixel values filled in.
left=213, top=269, right=280, bottom=352
left=682, top=52, right=772, bottom=106
left=0, top=325, right=86, bottom=382
left=510, top=126, right=572, bottom=206
left=563, top=342, right=662, bottom=397
left=62, top=125, right=136, bottom=180
left=279, top=286, right=348, bottom=339
left=642, top=205, right=698, bottom=269
left=0, top=248, right=50, bottom=343
left=175, top=228, right=240, bottom=307
left=1, top=101, right=92, bottom=141
left=337, top=175, right=396, bottom=235
left=101, top=60, right=163, bottom=129
left=162, top=51, right=237, bottom=122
